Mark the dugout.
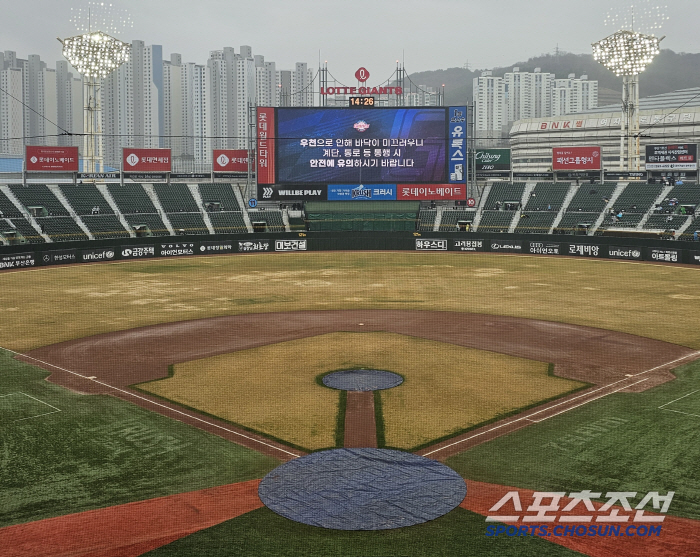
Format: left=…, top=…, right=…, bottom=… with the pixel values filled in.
left=305, top=201, right=420, bottom=232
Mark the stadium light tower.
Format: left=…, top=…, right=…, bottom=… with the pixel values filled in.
left=58, top=6, right=131, bottom=174
left=592, top=30, right=662, bottom=171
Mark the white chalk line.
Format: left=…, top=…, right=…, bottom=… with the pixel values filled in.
left=422, top=351, right=700, bottom=457
left=0, top=346, right=302, bottom=459
left=0, top=391, right=62, bottom=422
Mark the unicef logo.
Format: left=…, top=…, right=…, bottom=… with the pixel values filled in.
left=632, top=250, right=641, bottom=258
left=126, top=153, right=139, bottom=166
left=105, top=251, right=115, bottom=259
left=217, top=154, right=229, bottom=167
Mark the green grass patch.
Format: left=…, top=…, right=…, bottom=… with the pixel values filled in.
left=0, top=350, right=279, bottom=527
left=144, top=506, right=582, bottom=557
left=446, top=360, right=700, bottom=520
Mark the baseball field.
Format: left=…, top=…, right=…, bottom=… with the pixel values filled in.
left=1, top=251, right=699, bottom=556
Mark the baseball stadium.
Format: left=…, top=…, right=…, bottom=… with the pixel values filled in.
left=1, top=105, right=700, bottom=557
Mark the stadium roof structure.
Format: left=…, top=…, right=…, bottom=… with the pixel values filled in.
left=587, top=87, right=700, bottom=113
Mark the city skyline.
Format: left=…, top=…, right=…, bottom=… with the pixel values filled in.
left=1, top=0, right=699, bottom=86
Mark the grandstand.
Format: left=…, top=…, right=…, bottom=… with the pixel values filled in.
left=107, top=184, right=158, bottom=214
left=522, top=183, right=570, bottom=212
left=153, top=183, right=200, bottom=213
left=209, top=212, right=249, bottom=234
left=564, top=183, right=616, bottom=213
left=167, top=212, right=210, bottom=235
left=35, top=216, right=88, bottom=242
left=249, top=210, right=285, bottom=233
left=417, top=208, right=437, bottom=231
left=477, top=211, right=515, bottom=233
left=1, top=218, right=44, bottom=243
left=59, top=184, right=113, bottom=215
left=515, top=211, right=559, bottom=234
left=8, top=184, right=69, bottom=216
left=198, top=183, right=241, bottom=212
left=483, top=182, right=526, bottom=210
left=81, top=215, right=131, bottom=239
left=439, top=210, right=476, bottom=232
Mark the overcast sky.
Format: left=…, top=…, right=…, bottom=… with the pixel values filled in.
left=2, top=0, right=699, bottom=82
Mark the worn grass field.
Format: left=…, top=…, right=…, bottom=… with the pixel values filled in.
left=0, top=350, right=279, bottom=527
left=1, top=253, right=700, bottom=351
left=136, top=332, right=581, bottom=450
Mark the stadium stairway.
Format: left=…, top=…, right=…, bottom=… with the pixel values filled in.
left=141, top=184, right=175, bottom=235
left=95, top=184, right=136, bottom=238
left=0, top=185, right=51, bottom=242
left=470, top=183, right=494, bottom=231
left=637, top=184, right=675, bottom=229
left=187, top=184, right=215, bottom=234
left=508, top=182, right=538, bottom=233
left=47, top=185, right=94, bottom=240
left=548, top=184, right=578, bottom=233
left=432, top=206, right=443, bottom=232
left=589, top=182, right=626, bottom=235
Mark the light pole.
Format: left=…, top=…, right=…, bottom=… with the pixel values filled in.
left=592, top=30, right=662, bottom=171
left=58, top=30, right=130, bottom=174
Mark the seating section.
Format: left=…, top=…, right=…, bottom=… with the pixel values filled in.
left=208, top=212, right=249, bottom=234
left=523, top=183, right=570, bottom=211
left=249, top=210, right=285, bottom=233
left=476, top=211, right=515, bottom=233
left=36, top=217, right=88, bottom=241
left=643, top=214, right=689, bottom=230
left=611, top=183, right=663, bottom=214
left=418, top=209, right=437, bottom=231
left=679, top=217, right=700, bottom=241
left=124, top=213, right=170, bottom=236
left=9, top=184, right=69, bottom=216
left=514, top=212, right=558, bottom=234
left=596, top=213, right=645, bottom=233
left=554, top=213, right=599, bottom=234
left=439, top=210, right=476, bottom=231
left=198, top=183, right=241, bottom=212
left=81, top=215, right=130, bottom=239
left=565, top=184, right=616, bottom=213
left=167, top=212, right=210, bottom=235
left=107, top=183, right=158, bottom=213
left=483, top=182, right=526, bottom=210
left=59, top=184, right=113, bottom=215
left=2, top=218, right=45, bottom=243
left=153, top=183, right=200, bottom=213
left=0, top=190, right=24, bottom=218
left=666, top=183, right=700, bottom=206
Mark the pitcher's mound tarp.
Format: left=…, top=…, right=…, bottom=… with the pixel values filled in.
left=258, top=448, right=466, bottom=530
left=322, top=369, right=403, bottom=391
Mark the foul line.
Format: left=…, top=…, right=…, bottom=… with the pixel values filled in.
left=422, top=351, right=700, bottom=458
left=658, top=389, right=700, bottom=409
left=1, top=391, right=62, bottom=422
left=1, top=347, right=302, bottom=459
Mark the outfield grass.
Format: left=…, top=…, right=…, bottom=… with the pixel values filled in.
left=0, top=350, right=279, bottom=527
left=446, top=359, right=700, bottom=520
left=136, top=332, right=581, bottom=450
left=1, top=253, right=700, bottom=351
left=144, top=507, right=582, bottom=557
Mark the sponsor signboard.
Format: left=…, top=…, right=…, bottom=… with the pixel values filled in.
left=122, top=148, right=171, bottom=172
left=513, top=172, right=553, bottom=179
left=0, top=252, right=35, bottom=269
left=213, top=150, right=249, bottom=173
left=689, top=251, right=700, bottom=265
left=552, top=146, right=601, bottom=171
left=528, top=242, right=562, bottom=255
left=81, top=248, right=116, bottom=262
left=199, top=241, right=234, bottom=254
left=448, top=106, right=467, bottom=183
left=474, top=149, right=511, bottom=172
left=604, top=171, right=646, bottom=180
left=649, top=248, right=680, bottom=263
left=275, top=239, right=307, bottom=252
left=123, top=173, right=168, bottom=181
left=327, top=184, right=396, bottom=201
left=568, top=244, right=601, bottom=257
left=170, top=173, right=212, bottom=179
left=41, top=249, right=77, bottom=265
left=454, top=239, right=485, bottom=252
left=415, top=239, right=447, bottom=251
left=159, top=242, right=195, bottom=257
left=257, top=107, right=276, bottom=185
left=26, top=146, right=79, bottom=172
left=397, top=184, right=465, bottom=201
left=490, top=240, right=522, bottom=253
left=78, top=173, right=120, bottom=180
left=120, top=245, right=156, bottom=259
left=238, top=240, right=271, bottom=252
left=608, top=246, right=643, bottom=260
left=258, top=185, right=327, bottom=201
left=645, top=144, right=697, bottom=170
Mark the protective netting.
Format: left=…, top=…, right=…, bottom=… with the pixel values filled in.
left=258, top=448, right=466, bottom=530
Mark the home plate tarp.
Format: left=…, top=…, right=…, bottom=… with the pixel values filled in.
left=258, top=448, right=467, bottom=530
left=322, top=369, right=403, bottom=391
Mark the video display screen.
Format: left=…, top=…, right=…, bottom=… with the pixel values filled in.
left=275, top=108, right=447, bottom=184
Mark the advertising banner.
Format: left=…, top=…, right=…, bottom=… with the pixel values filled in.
left=448, top=106, right=467, bottom=183
left=415, top=239, right=447, bottom=251
left=41, top=249, right=77, bottom=265
left=607, top=246, right=643, bottom=260
left=489, top=240, right=523, bottom=253
left=645, top=144, right=697, bottom=170
left=327, top=184, right=396, bottom=201
left=0, top=252, right=35, bottom=269
left=648, top=248, right=680, bottom=263
left=238, top=239, right=271, bottom=252
left=26, top=146, right=79, bottom=172
left=198, top=241, right=234, bottom=254
left=213, top=150, right=249, bottom=173
left=258, top=185, right=327, bottom=201
left=120, top=245, right=156, bottom=259
left=568, top=244, right=601, bottom=257
left=275, top=107, right=447, bottom=184
left=159, top=242, right=196, bottom=257
left=552, top=147, right=601, bottom=171
left=80, top=248, right=116, bottom=262
left=528, top=242, right=562, bottom=255
left=474, top=149, right=511, bottom=172
left=397, top=184, right=465, bottom=201
left=275, top=239, right=307, bottom=251
left=122, top=148, right=171, bottom=172
left=257, top=107, right=276, bottom=185
left=689, top=251, right=700, bottom=265
left=454, top=239, right=485, bottom=252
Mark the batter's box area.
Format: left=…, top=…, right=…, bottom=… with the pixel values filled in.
left=0, top=392, right=61, bottom=422
left=659, top=389, right=700, bottom=418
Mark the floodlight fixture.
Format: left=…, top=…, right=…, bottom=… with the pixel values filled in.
left=592, top=30, right=662, bottom=76
left=59, top=31, right=130, bottom=79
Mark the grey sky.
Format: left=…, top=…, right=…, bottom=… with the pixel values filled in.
left=2, top=0, right=699, bottom=82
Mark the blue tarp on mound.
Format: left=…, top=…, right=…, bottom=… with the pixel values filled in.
left=322, top=369, right=403, bottom=391
left=259, top=448, right=467, bottom=530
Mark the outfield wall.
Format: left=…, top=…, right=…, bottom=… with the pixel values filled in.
left=1, top=231, right=700, bottom=270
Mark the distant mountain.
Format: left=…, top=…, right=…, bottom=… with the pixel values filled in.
left=407, top=49, right=700, bottom=107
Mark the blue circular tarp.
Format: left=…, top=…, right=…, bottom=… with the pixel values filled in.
left=322, top=369, right=403, bottom=391
left=258, top=448, right=467, bottom=530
